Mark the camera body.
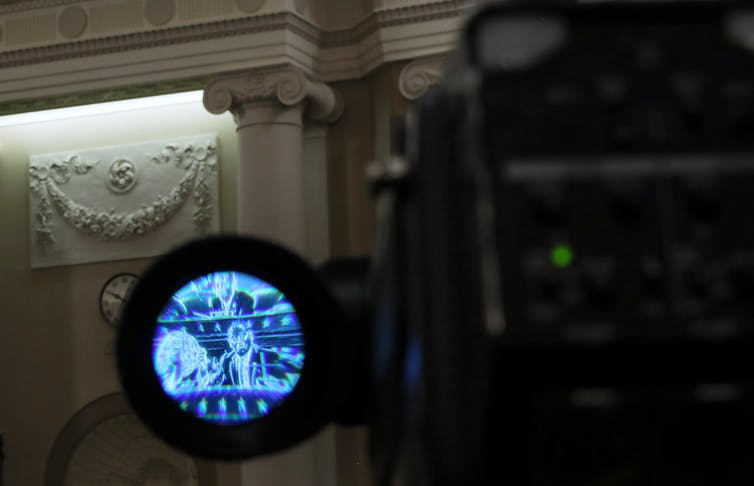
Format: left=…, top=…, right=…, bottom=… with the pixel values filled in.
left=117, top=2, right=754, bottom=485
left=377, top=1, right=754, bottom=484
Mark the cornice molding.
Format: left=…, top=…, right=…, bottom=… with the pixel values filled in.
left=0, top=0, right=471, bottom=104
left=0, top=0, right=83, bottom=15
left=0, top=12, right=295, bottom=69
left=319, top=0, right=465, bottom=47
left=0, top=2, right=466, bottom=68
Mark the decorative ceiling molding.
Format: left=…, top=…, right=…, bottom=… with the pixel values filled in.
left=319, top=1, right=463, bottom=47
left=0, top=12, right=295, bottom=68
left=0, top=0, right=84, bottom=15
left=0, top=0, right=471, bottom=104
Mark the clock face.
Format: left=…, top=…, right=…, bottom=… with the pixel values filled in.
left=100, top=273, right=140, bottom=326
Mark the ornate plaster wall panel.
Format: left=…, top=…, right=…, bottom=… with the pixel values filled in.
left=29, top=134, right=219, bottom=268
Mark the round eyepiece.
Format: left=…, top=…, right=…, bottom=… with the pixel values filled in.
left=117, top=236, right=349, bottom=459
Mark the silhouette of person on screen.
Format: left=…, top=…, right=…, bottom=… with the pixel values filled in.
left=219, top=320, right=255, bottom=389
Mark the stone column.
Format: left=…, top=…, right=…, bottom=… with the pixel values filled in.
left=203, top=67, right=342, bottom=254
left=203, top=67, right=342, bottom=486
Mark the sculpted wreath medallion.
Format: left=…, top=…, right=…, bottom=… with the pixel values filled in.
left=108, top=159, right=138, bottom=193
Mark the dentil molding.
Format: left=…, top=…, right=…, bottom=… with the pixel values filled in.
left=203, top=66, right=343, bottom=122
left=0, top=0, right=472, bottom=105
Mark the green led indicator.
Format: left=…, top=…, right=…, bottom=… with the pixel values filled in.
left=551, top=244, right=574, bottom=268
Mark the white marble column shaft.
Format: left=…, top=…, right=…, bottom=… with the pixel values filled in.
left=202, top=66, right=342, bottom=486
left=234, top=100, right=306, bottom=250
left=203, top=67, right=342, bottom=253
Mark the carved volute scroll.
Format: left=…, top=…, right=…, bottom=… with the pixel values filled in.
left=398, top=54, right=447, bottom=101
left=203, top=67, right=343, bottom=123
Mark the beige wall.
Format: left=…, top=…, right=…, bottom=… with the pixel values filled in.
left=0, top=58, right=412, bottom=485
left=0, top=99, right=238, bottom=486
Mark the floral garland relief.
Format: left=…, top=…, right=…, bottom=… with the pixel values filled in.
left=29, top=141, right=217, bottom=247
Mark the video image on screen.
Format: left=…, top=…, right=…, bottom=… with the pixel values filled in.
left=152, top=271, right=305, bottom=424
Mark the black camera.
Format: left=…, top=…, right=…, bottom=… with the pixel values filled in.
left=117, top=2, right=754, bottom=485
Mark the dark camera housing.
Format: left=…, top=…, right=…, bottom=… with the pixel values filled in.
left=115, top=1, right=754, bottom=484
left=463, top=1, right=754, bottom=484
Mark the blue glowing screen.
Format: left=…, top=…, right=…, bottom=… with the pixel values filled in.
left=153, top=271, right=304, bottom=424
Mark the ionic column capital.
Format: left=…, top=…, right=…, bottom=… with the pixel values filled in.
left=203, top=66, right=343, bottom=123
left=398, top=54, right=447, bottom=101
